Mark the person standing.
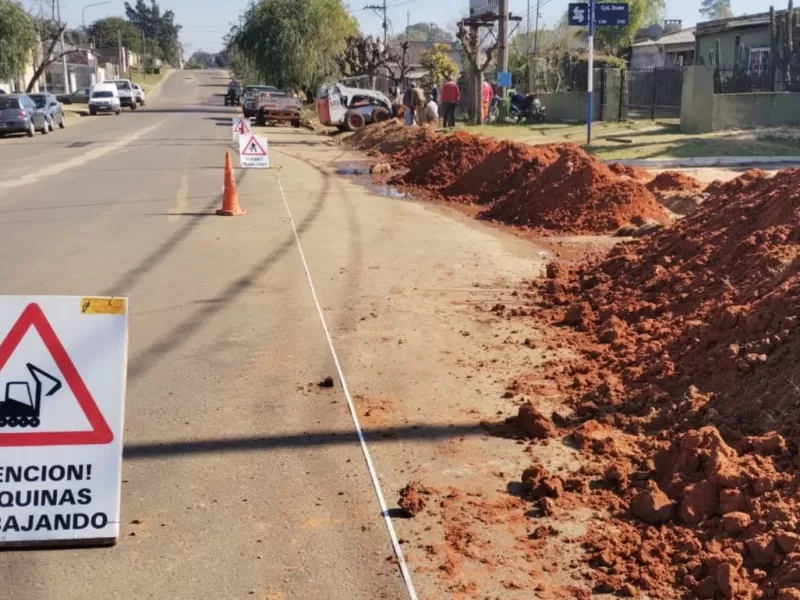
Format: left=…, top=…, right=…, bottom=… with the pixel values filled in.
left=402, top=86, right=415, bottom=126
left=411, top=82, right=426, bottom=126
left=481, top=77, right=494, bottom=124
left=440, top=74, right=460, bottom=128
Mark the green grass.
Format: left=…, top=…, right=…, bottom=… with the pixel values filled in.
left=456, top=120, right=663, bottom=145
left=128, top=71, right=168, bottom=94
left=587, top=127, right=800, bottom=160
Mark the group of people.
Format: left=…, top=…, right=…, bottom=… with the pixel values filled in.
left=391, top=74, right=463, bottom=128
left=391, top=75, right=497, bottom=128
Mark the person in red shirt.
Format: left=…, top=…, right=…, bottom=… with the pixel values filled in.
left=440, top=74, right=460, bottom=128
left=481, top=77, right=494, bottom=123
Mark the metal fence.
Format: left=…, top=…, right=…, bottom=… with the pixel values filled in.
left=623, top=67, right=684, bottom=119
left=713, top=68, right=800, bottom=93
left=532, top=67, right=590, bottom=93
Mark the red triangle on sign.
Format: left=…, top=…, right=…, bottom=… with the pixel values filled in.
left=241, top=136, right=267, bottom=156
left=233, top=120, right=249, bottom=134
left=0, top=303, right=113, bottom=447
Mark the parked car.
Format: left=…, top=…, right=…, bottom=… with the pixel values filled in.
left=103, top=79, right=136, bottom=110
left=133, top=84, right=146, bottom=106
left=88, top=84, right=122, bottom=115
left=28, top=93, right=65, bottom=131
left=0, top=94, right=49, bottom=137
left=242, top=85, right=279, bottom=119
left=57, top=87, right=91, bottom=104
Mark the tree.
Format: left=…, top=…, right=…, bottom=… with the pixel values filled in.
left=420, top=42, right=458, bottom=84
left=0, top=0, right=38, bottom=85
left=88, top=16, right=142, bottom=53
left=124, top=0, right=181, bottom=66
left=386, top=40, right=412, bottom=85
left=456, top=21, right=498, bottom=124
left=700, top=0, right=734, bottom=19
left=592, top=0, right=649, bottom=55
left=232, top=0, right=357, bottom=91
left=336, top=34, right=390, bottom=87
left=26, top=0, right=85, bottom=92
left=394, top=22, right=454, bottom=43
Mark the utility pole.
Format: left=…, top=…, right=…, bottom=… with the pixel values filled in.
left=533, top=0, right=541, bottom=92
left=364, top=2, right=388, bottom=46
left=56, top=0, right=70, bottom=94
left=117, top=29, right=122, bottom=79
left=497, top=0, right=509, bottom=121
left=587, top=0, right=595, bottom=144
left=141, top=29, right=146, bottom=75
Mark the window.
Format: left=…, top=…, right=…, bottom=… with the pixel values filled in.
left=0, top=97, right=20, bottom=109
left=750, top=47, right=770, bottom=72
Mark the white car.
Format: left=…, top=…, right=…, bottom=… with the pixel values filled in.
left=103, top=79, right=136, bottom=110
left=88, top=83, right=122, bottom=116
left=133, top=84, right=146, bottom=106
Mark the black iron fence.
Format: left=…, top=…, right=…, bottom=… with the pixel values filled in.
left=623, top=67, right=684, bottom=119
left=532, top=67, right=591, bottom=93
left=713, top=67, right=800, bottom=93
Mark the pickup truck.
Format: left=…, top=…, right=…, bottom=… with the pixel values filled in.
left=255, top=91, right=302, bottom=128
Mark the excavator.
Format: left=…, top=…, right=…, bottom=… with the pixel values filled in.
left=0, top=364, right=61, bottom=428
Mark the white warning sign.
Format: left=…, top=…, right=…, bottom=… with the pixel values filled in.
left=231, top=117, right=251, bottom=141
left=238, top=134, right=269, bottom=169
left=0, top=296, right=128, bottom=546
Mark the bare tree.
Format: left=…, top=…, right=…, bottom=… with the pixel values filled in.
left=386, top=41, right=411, bottom=87
left=456, top=21, right=498, bottom=124
left=336, top=34, right=391, bottom=89
left=25, top=0, right=83, bottom=92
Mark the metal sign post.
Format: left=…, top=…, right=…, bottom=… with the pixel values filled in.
left=587, top=0, right=595, bottom=145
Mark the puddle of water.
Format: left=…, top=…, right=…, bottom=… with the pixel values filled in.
left=368, top=183, right=409, bottom=199
left=335, top=162, right=372, bottom=176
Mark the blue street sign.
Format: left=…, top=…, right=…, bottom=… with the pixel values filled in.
left=498, top=71, right=512, bottom=88
left=594, top=2, right=629, bottom=26
left=567, top=3, right=589, bottom=26
left=568, top=2, right=629, bottom=27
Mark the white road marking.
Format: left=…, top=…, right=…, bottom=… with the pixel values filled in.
left=168, top=171, right=190, bottom=223
left=276, top=178, right=419, bottom=600
left=0, top=120, right=165, bottom=191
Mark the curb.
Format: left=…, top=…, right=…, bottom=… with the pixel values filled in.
left=603, top=156, right=800, bottom=168
left=145, top=69, right=173, bottom=100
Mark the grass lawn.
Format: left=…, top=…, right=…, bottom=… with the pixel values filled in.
left=456, top=120, right=666, bottom=145
left=129, top=71, right=168, bottom=94
left=587, top=126, right=800, bottom=160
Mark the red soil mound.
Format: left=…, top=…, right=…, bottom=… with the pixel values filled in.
left=522, top=167, right=800, bottom=597
left=481, top=145, right=672, bottom=234
left=608, top=162, right=653, bottom=181
left=441, top=141, right=562, bottom=204
left=646, top=170, right=704, bottom=192
left=397, top=130, right=499, bottom=189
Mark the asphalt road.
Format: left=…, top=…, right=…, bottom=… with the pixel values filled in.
left=0, top=70, right=410, bottom=600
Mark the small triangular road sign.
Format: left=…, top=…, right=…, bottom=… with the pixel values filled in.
left=233, top=119, right=250, bottom=135
left=0, top=303, right=113, bottom=447
left=241, top=135, right=267, bottom=156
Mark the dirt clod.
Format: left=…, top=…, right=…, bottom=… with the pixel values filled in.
left=516, top=402, right=555, bottom=439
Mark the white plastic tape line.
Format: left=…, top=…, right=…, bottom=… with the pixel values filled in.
left=276, top=178, right=419, bottom=600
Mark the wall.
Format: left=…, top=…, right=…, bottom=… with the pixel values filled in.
left=538, top=90, right=602, bottom=122
left=713, top=92, right=800, bottom=128
left=631, top=45, right=664, bottom=69
left=696, top=27, right=770, bottom=67
left=681, top=63, right=800, bottom=131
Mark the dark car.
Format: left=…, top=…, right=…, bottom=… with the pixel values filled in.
left=0, top=94, right=49, bottom=137
left=28, top=93, right=65, bottom=131
left=57, top=87, right=90, bottom=105
left=225, top=81, right=242, bottom=106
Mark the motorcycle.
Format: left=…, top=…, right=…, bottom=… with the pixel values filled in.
left=487, top=95, right=500, bottom=124
left=510, top=95, right=546, bottom=124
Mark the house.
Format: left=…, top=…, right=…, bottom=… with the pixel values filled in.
left=630, top=27, right=696, bottom=69
left=693, top=12, right=772, bottom=69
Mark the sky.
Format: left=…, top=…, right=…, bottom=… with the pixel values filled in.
left=58, top=0, right=763, bottom=55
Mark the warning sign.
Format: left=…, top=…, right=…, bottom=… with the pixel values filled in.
left=231, top=117, right=251, bottom=141
left=0, top=297, right=128, bottom=546
left=238, top=134, right=269, bottom=169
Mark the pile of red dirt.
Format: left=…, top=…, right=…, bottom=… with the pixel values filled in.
left=395, top=130, right=500, bottom=189
left=345, top=119, right=438, bottom=166
left=442, top=141, right=562, bottom=204
left=646, top=170, right=704, bottom=192
left=516, top=167, right=800, bottom=598
left=608, top=162, right=653, bottom=181
left=481, top=145, right=672, bottom=234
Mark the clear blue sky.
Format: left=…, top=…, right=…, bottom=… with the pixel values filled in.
left=60, top=0, right=760, bottom=54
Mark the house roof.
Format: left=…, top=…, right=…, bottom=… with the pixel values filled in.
left=631, top=27, right=696, bottom=49
left=695, top=12, right=771, bottom=35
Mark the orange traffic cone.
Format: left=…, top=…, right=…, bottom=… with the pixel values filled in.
left=217, top=152, right=245, bottom=216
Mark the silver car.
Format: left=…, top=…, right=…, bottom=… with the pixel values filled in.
left=0, top=94, right=49, bottom=137
left=28, top=93, right=65, bottom=131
